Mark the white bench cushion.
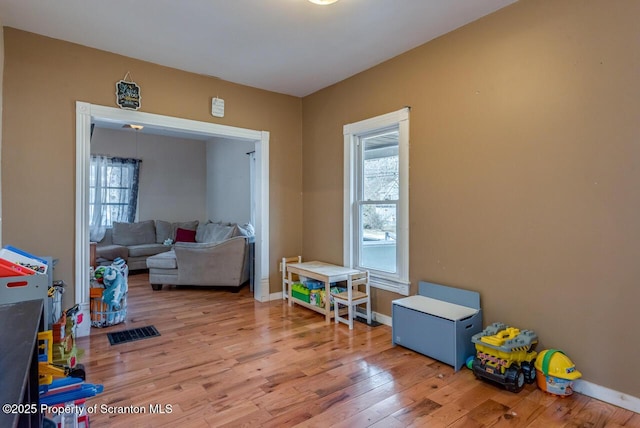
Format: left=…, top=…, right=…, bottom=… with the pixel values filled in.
left=393, top=295, right=478, bottom=321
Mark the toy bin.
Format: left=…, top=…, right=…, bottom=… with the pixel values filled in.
left=89, top=288, right=127, bottom=327
left=291, top=282, right=310, bottom=303
left=0, top=246, right=49, bottom=274
left=0, top=258, right=38, bottom=277
left=304, top=279, right=325, bottom=290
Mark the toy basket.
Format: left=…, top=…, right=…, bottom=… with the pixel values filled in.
left=89, top=288, right=127, bottom=328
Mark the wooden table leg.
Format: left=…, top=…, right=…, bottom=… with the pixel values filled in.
left=288, top=270, right=294, bottom=306
left=324, top=280, right=331, bottom=323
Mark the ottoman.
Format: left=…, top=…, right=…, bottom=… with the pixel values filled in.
left=146, top=250, right=178, bottom=290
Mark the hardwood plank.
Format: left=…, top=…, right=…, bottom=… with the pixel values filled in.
left=76, top=272, right=638, bottom=427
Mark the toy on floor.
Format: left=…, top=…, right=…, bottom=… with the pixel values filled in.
left=471, top=322, right=538, bottom=393
left=534, top=349, right=581, bottom=396
left=111, top=256, right=129, bottom=278
left=101, top=266, right=126, bottom=309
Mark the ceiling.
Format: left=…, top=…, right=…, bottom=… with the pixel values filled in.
left=0, top=0, right=517, bottom=98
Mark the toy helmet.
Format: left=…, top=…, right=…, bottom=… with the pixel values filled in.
left=535, top=349, right=581, bottom=380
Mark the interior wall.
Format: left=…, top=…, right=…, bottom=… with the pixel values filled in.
left=91, top=127, right=207, bottom=222
left=205, top=137, right=254, bottom=224
left=1, top=28, right=303, bottom=308
left=301, top=0, right=640, bottom=397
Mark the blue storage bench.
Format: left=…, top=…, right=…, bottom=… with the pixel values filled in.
left=392, top=281, right=482, bottom=371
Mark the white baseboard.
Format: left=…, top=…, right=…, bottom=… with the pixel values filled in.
left=573, top=379, right=640, bottom=413
left=269, top=291, right=284, bottom=301
left=373, top=311, right=392, bottom=326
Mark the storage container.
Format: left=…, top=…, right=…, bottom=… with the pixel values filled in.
left=304, top=279, right=325, bottom=290
left=0, top=246, right=49, bottom=274
left=291, top=282, right=310, bottom=303
left=89, top=287, right=127, bottom=327
left=0, top=258, right=37, bottom=277
left=0, top=273, right=50, bottom=327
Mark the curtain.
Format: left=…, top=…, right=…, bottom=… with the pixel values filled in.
left=89, top=155, right=142, bottom=242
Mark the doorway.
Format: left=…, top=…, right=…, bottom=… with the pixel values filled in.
left=75, top=102, right=270, bottom=313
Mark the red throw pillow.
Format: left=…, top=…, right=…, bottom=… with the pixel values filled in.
left=175, top=228, right=196, bottom=243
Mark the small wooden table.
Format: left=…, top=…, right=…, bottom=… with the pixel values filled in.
left=286, top=261, right=360, bottom=323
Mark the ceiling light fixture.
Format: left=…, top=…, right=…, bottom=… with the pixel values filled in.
left=122, top=124, right=144, bottom=131
left=308, top=0, right=339, bottom=5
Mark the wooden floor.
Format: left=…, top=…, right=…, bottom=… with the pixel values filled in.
left=76, top=272, right=639, bottom=428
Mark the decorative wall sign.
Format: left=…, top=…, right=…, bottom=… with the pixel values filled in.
left=115, top=72, right=141, bottom=110
left=211, top=97, right=225, bottom=117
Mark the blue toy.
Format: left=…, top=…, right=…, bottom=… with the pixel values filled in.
left=101, top=266, right=126, bottom=310
left=112, top=257, right=129, bottom=277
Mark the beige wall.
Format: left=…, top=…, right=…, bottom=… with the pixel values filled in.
left=1, top=28, right=303, bottom=307
left=3, top=0, right=639, bottom=398
left=206, top=137, right=254, bottom=224
left=91, top=128, right=208, bottom=222
left=302, top=0, right=640, bottom=396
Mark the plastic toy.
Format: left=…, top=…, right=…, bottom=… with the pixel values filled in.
left=38, top=330, right=66, bottom=385
left=52, top=305, right=84, bottom=370
left=534, top=349, right=581, bottom=396
left=39, top=377, right=104, bottom=406
left=93, top=266, right=106, bottom=283
left=471, top=322, right=538, bottom=392
left=466, top=355, right=475, bottom=370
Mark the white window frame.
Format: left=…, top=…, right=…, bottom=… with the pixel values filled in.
left=343, top=108, right=410, bottom=295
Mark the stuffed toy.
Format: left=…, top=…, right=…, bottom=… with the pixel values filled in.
left=111, top=257, right=129, bottom=279
left=101, top=266, right=126, bottom=310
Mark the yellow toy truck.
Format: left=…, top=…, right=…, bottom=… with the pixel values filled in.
left=471, top=322, right=538, bottom=392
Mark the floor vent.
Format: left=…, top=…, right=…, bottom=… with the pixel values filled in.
left=107, top=325, right=160, bottom=345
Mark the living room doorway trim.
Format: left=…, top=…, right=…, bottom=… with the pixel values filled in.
left=75, top=102, right=271, bottom=324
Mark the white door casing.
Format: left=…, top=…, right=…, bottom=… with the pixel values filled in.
left=75, top=102, right=270, bottom=326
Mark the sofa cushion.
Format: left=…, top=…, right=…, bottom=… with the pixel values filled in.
left=128, top=243, right=171, bottom=258
left=195, top=222, right=236, bottom=244
left=99, top=228, right=114, bottom=245
left=236, top=223, right=255, bottom=237
left=95, top=244, right=129, bottom=261
left=146, top=250, right=177, bottom=269
left=112, top=220, right=156, bottom=246
left=155, top=220, right=199, bottom=243
left=155, top=220, right=173, bottom=244
left=175, top=228, right=197, bottom=243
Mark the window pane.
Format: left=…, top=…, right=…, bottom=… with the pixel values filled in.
left=362, top=131, right=398, bottom=201
left=360, top=203, right=396, bottom=273
left=89, top=156, right=140, bottom=229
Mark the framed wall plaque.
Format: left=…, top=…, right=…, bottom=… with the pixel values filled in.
left=115, top=75, right=141, bottom=110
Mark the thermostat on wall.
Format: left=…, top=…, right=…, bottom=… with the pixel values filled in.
left=211, top=97, right=225, bottom=117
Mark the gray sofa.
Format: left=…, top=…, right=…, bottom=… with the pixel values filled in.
left=95, top=219, right=197, bottom=270
left=146, top=221, right=253, bottom=290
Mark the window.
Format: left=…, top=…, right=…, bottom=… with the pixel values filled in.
left=89, top=155, right=141, bottom=241
left=344, top=108, right=410, bottom=295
